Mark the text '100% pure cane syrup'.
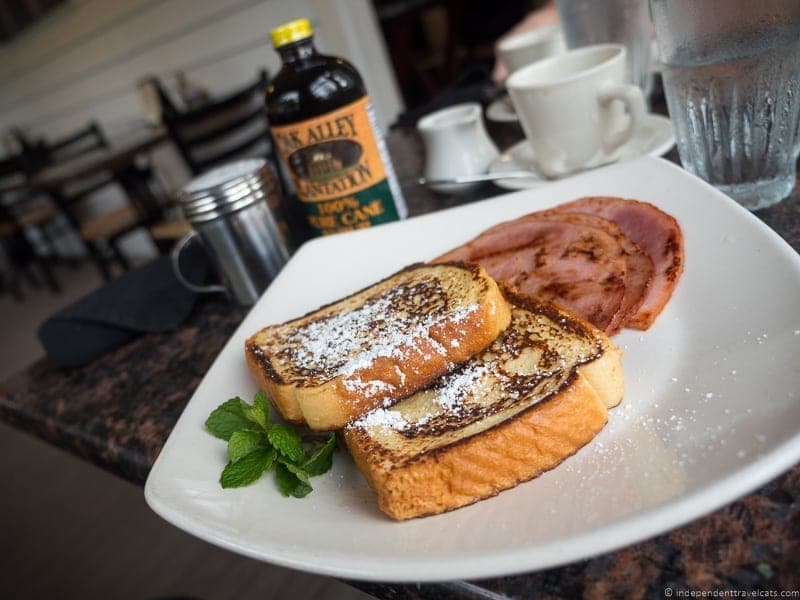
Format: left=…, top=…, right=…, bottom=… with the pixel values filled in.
left=265, top=18, right=407, bottom=238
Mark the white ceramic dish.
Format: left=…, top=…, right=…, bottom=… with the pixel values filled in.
left=145, top=156, right=800, bottom=583
left=489, top=113, right=674, bottom=190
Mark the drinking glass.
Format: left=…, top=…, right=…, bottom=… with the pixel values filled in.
left=556, top=0, right=652, bottom=97
left=651, top=0, right=800, bottom=210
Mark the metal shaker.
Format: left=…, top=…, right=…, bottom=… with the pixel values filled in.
left=171, top=158, right=289, bottom=305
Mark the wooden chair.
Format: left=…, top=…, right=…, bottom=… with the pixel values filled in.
left=161, top=70, right=273, bottom=176
left=0, top=155, right=60, bottom=295
left=2, top=134, right=68, bottom=264
left=47, top=121, right=109, bottom=160
left=150, top=71, right=277, bottom=245
left=14, top=122, right=158, bottom=280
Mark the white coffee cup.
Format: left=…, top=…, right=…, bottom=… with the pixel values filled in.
left=498, top=24, right=566, bottom=75
left=506, top=44, right=646, bottom=178
left=417, top=103, right=499, bottom=194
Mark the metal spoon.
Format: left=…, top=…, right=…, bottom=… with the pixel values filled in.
left=416, top=171, right=538, bottom=186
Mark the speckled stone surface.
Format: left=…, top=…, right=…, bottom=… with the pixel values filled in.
left=1, top=124, right=799, bottom=598
left=350, top=467, right=800, bottom=597
left=0, top=297, right=246, bottom=483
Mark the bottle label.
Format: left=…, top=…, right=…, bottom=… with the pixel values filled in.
left=271, top=96, right=403, bottom=235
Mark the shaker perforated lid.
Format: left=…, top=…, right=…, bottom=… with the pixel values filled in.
left=178, top=159, right=273, bottom=223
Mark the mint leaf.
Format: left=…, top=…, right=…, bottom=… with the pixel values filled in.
left=267, top=423, right=305, bottom=463
left=303, top=433, right=336, bottom=476
left=209, top=391, right=337, bottom=498
left=220, top=447, right=276, bottom=488
left=242, top=391, right=271, bottom=430
left=253, top=391, right=271, bottom=426
left=206, top=397, right=256, bottom=440
left=275, top=461, right=313, bottom=498
left=227, top=430, right=268, bottom=463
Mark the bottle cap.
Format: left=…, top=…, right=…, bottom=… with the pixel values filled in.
left=271, top=18, right=313, bottom=48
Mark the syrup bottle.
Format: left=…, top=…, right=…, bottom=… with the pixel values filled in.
left=266, top=18, right=407, bottom=238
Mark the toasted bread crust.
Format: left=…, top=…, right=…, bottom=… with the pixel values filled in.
left=245, top=262, right=512, bottom=430
left=344, top=373, right=608, bottom=519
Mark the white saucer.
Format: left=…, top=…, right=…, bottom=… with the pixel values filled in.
left=486, top=95, right=519, bottom=123
left=488, top=113, right=675, bottom=190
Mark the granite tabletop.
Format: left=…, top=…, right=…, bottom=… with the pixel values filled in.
left=2, top=112, right=800, bottom=598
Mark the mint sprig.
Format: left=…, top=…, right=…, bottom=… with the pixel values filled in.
left=220, top=447, right=276, bottom=488
left=276, top=461, right=313, bottom=498
left=205, top=391, right=336, bottom=496
left=227, top=430, right=269, bottom=462
left=267, top=423, right=305, bottom=463
left=303, top=433, right=336, bottom=476
left=205, top=397, right=257, bottom=441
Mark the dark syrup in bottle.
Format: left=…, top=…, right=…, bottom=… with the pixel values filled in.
left=266, top=18, right=406, bottom=240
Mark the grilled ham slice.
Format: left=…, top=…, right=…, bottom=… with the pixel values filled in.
left=435, top=214, right=628, bottom=332
left=520, top=211, right=654, bottom=334
left=551, top=196, right=684, bottom=330
left=435, top=197, right=682, bottom=334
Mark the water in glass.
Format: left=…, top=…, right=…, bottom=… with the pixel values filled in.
left=653, top=1, right=800, bottom=210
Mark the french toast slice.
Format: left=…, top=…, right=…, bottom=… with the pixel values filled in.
left=343, top=287, right=623, bottom=520
left=245, top=262, right=512, bottom=431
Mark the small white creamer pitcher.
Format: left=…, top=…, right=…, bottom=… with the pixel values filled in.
left=417, top=103, right=499, bottom=193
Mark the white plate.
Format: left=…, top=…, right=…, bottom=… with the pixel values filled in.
left=489, top=113, right=675, bottom=190
left=145, top=156, right=800, bottom=583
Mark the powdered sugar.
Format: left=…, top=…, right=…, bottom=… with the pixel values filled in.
left=433, top=363, right=491, bottom=411
left=282, top=280, right=478, bottom=396
left=393, top=365, right=407, bottom=387
left=351, top=379, right=398, bottom=398
left=355, top=407, right=410, bottom=430
left=349, top=306, right=601, bottom=435
left=349, top=362, right=496, bottom=432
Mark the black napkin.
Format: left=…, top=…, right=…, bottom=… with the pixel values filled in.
left=38, top=246, right=209, bottom=367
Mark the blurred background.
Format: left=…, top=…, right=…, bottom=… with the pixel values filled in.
left=0, top=0, right=542, bottom=269
left=0, top=0, right=539, bottom=136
